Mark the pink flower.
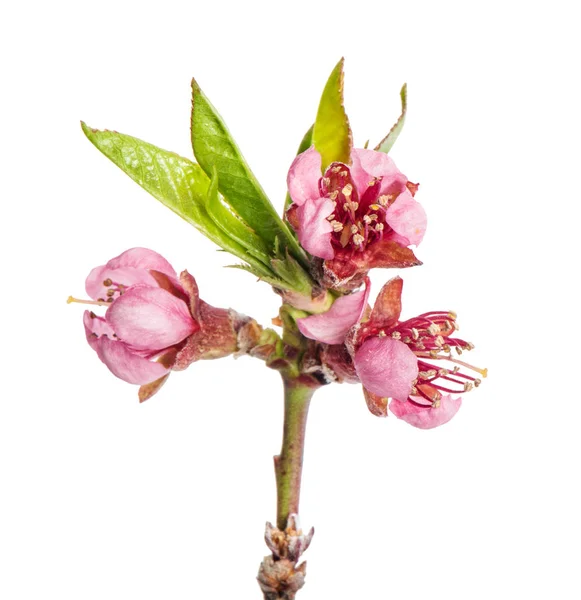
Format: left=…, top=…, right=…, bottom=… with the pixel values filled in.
left=349, top=276, right=486, bottom=427
left=286, top=147, right=426, bottom=290
left=78, top=249, right=199, bottom=395
left=312, top=276, right=486, bottom=427
left=72, top=248, right=248, bottom=401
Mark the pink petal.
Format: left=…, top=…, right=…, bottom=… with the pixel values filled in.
left=287, top=147, right=322, bottom=206
left=389, top=395, right=462, bottom=429
left=354, top=337, right=418, bottom=401
left=94, top=336, right=169, bottom=385
left=83, top=310, right=115, bottom=351
left=85, top=248, right=177, bottom=300
left=106, top=247, right=177, bottom=276
left=351, top=148, right=407, bottom=196
left=297, top=283, right=370, bottom=345
left=385, top=189, right=427, bottom=246
left=106, top=285, right=198, bottom=352
left=296, top=197, right=335, bottom=259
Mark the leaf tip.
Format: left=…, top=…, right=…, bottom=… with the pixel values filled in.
left=400, top=83, right=408, bottom=108
left=190, top=76, right=201, bottom=95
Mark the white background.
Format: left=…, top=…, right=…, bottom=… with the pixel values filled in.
left=1, top=1, right=580, bottom=598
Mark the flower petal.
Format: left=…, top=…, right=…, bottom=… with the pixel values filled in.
left=287, top=147, right=322, bottom=206
left=106, top=285, right=198, bottom=352
left=389, top=395, right=462, bottom=429
left=105, top=247, right=177, bottom=276
left=385, top=189, right=427, bottom=246
left=351, top=148, right=407, bottom=196
left=85, top=248, right=177, bottom=300
left=83, top=310, right=115, bottom=351
left=296, top=197, right=335, bottom=259
left=94, top=336, right=169, bottom=385
left=297, top=283, right=370, bottom=345
left=354, top=337, right=418, bottom=400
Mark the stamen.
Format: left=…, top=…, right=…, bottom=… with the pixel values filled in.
left=353, top=234, right=365, bottom=246
left=331, top=220, right=344, bottom=232
left=428, top=323, right=440, bottom=335
left=375, top=223, right=384, bottom=232
left=67, top=296, right=110, bottom=307
left=342, top=184, right=353, bottom=198
left=446, top=357, right=488, bottom=378
left=369, top=204, right=380, bottom=211
left=329, top=190, right=339, bottom=201
left=103, top=278, right=112, bottom=286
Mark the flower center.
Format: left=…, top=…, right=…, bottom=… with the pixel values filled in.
left=67, top=278, right=129, bottom=306
left=320, top=163, right=394, bottom=252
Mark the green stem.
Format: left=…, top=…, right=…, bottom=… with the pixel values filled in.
left=274, top=379, right=316, bottom=530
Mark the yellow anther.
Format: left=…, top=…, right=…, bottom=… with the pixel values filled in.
left=369, top=204, right=380, bottom=211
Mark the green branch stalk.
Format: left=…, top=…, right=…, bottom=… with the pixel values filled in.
left=274, top=379, right=316, bottom=530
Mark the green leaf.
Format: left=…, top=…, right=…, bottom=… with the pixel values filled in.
left=81, top=123, right=271, bottom=273
left=226, top=264, right=295, bottom=291
left=270, top=251, right=313, bottom=294
left=191, top=79, right=308, bottom=268
left=283, top=124, right=314, bottom=214
left=313, top=58, right=352, bottom=169
left=296, top=124, right=314, bottom=155
left=205, top=167, right=273, bottom=268
left=375, top=83, right=407, bottom=154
